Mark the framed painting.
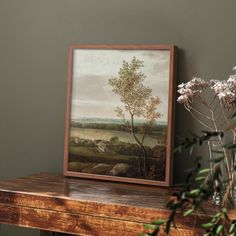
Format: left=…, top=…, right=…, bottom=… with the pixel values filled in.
left=64, top=45, right=177, bottom=186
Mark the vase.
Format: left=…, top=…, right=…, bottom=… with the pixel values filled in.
left=207, top=135, right=236, bottom=206
left=230, top=151, right=236, bottom=203
left=207, top=138, right=222, bottom=206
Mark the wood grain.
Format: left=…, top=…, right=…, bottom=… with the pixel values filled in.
left=0, top=173, right=234, bottom=235
left=0, top=203, right=201, bottom=236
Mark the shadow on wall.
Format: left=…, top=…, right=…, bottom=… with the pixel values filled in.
left=173, top=48, right=199, bottom=184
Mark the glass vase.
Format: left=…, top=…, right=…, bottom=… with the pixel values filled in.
left=207, top=138, right=223, bottom=206
left=207, top=135, right=236, bottom=206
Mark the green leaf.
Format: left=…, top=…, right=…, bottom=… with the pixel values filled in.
left=216, top=225, right=223, bottom=235
left=201, top=222, right=214, bottom=229
left=183, top=208, right=194, bottom=217
left=211, top=212, right=222, bottom=219
left=189, top=145, right=194, bottom=155
left=195, top=176, right=206, bottom=182
left=144, top=224, right=157, bottom=230
left=189, top=189, right=201, bottom=197
left=203, top=233, right=212, bottom=236
left=222, top=208, right=227, bottom=214
left=229, top=223, right=236, bottom=233
left=198, top=168, right=210, bottom=174
left=174, top=145, right=182, bottom=153
left=152, top=219, right=166, bottom=225
left=210, top=217, right=218, bottom=223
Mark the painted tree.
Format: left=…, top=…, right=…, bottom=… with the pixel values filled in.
left=109, top=57, right=161, bottom=177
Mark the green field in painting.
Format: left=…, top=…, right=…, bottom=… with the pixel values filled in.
left=68, top=120, right=167, bottom=180
left=70, top=127, right=164, bottom=148
left=69, top=145, right=138, bottom=164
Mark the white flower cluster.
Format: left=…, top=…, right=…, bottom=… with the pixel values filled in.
left=177, top=77, right=209, bottom=106
left=211, top=67, right=236, bottom=108
left=177, top=67, right=236, bottom=109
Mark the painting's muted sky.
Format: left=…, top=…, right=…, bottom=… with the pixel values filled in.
left=71, top=49, right=170, bottom=122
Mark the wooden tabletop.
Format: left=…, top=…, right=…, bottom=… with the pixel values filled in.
left=0, top=172, right=175, bottom=209
left=0, top=173, right=233, bottom=235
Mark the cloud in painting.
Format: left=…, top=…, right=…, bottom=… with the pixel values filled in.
left=71, top=75, right=117, bottom=102
left=71, top=49, right=170, bottom=122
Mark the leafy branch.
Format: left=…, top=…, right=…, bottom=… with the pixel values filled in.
left=142, top=131, right=236, bottom=236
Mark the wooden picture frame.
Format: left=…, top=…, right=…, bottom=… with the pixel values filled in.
left=64, top=45, right=177, bottom=186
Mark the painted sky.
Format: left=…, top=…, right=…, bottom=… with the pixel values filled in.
left=70, top=49, right=170, bottom=122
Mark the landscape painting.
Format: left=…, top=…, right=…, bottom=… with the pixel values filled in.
left=64, top=45, right=176, bottom=186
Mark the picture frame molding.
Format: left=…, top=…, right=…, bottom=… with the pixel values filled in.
left=63, top=44, right=177, bottom=187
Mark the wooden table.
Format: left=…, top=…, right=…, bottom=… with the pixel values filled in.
left=0, top=173, right=231, bottom=236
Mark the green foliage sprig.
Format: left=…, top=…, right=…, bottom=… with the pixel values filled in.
left=142, top=131, right=236, bottom=236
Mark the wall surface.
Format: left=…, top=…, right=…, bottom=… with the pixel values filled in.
left=0, top=0, right=236, bottom=235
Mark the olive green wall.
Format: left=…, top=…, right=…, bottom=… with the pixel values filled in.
left=0, top=0, right=236, bottom=235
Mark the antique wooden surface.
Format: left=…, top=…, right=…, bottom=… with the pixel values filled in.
left=0, top=172, right=234, bottom=235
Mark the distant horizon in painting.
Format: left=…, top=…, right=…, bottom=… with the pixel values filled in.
left=67, top=47, right=172, bottom=183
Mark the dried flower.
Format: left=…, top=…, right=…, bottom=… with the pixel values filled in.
left=210, top=68, right=236, bottom=108
left=177, top=66, right=236, bottom=142
left=210, top=80, right=227, bottom=94
left=177, top=77, right=208, bottom=107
